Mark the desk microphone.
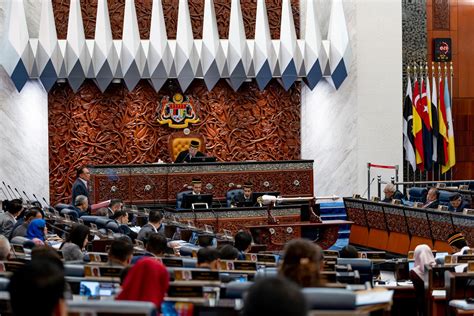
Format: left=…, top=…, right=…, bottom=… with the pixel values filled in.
left=14, top=188, right=23, bottom=200
left=7, top=185, right=17, bottom=200
left=2, top=182, right=13, bottom=199
left=362, top=178, right=375, bottom=198
left=23, top=191, right=32, bottom=201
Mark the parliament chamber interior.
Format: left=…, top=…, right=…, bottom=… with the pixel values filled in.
left=0, top=0, right=474, bottom=315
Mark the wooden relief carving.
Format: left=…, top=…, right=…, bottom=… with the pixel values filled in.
left=49, top=0, right=302, bottom=204
left=52, top=0, right=300, bottom=40
left=49, top=80, right=301, bottom=203
left=432, top=0, right=450, bottom=30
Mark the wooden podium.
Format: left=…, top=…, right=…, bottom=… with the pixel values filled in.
left=246, top=220, right=352, bottom=251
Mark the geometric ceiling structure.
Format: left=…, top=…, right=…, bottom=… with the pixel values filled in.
left=2, top=0, right=351, bottom=93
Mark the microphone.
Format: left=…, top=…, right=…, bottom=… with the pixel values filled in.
left=14, top=188, right=23, bottom=200
left=23, top=191, right=32, bottom=201
left=7, top=185, right=17, bottom=200
left=0, top=188, right=8, bottom=199
left=2, top=182, right=13, bottom=199
left=362, top=178, right=375, bottom=198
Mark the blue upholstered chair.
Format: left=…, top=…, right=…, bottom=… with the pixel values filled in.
left=223, top=281, right=253, bottom=298
left=79, top=215, right=103, bottom=227
left=67, top=300, right=157, bottom=316
left=176, top=190, right=192, bottom=209
left=95, top=217, right=113, bottom=229
left=61, top=208, right=79, bottom=220
left=55, top=203, right=73, bottom=212
left=302, top=288, right=356, bottom=310
left=408, top=187, right=428, bottom=202
left=64, top=264, right=85, bottom=277
left=226, top=188, right=244, bottom=207
left=105, top=221, right=119, bottom=232
left=336, top=258, right=373, bottom=284
left=438, top=190, right=456, bottom=206
left=254, top=267, right=278, bottom=280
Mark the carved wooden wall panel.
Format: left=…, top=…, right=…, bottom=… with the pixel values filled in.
left=49, top=80, right=301, bottom=203
left=52, top=0, right=300, bottom=40
left=49, top=0, right=301, bottom=204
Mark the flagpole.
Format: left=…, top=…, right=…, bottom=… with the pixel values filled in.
left=420, top=60, right=428, bottom=182
left=439, top=62, right=446, bottom=182
left=433, top=63, right=440, bottom=181
left=414, top=62, right=419, bottom=183
left=449, top=61, right=454, bottom=182
left=406, top=65, right=411, bottom=183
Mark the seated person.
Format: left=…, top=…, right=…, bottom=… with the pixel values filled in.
left=409, top=244, right=436, bottom=315
left=11, top=208, right=43, bottom=239
left=279, top=239, right=324, bottom=287
left=339, top=245, right=359, bottom=258
left=174, top=140, right=205, bottom=163
left=107, top=199, right=123, bottom=218
left=447, top=232, right=470, bottom=255
left=0, top=199, right=23, bottom=238
left=448, top=194, right=468, bottom=212
left=197, top=247, right=220, bottom=270
left=219, top=244, right=239, bottom=260
left=243, top=277, right=308, bottom=316
left=137, top=210, right=164, bottom=242
left=232, top=182, right=255, bottom=207
left=382, top=183, right=404, bottom=203
left=117, top=258, right=169, bottom=309
left=73, top=195, right=90, bottom=218
left=59, top=224, right=90, bottom=261
left=191, top=178, right=202, bottom=195
left=133, top=233, right=169, bottom=264
left=108, top=238, right=134, bottom=267
left=9, top=259, right=67, bottom=316
left=422, top=187, right=439, bottom=209
left=0, top=235, right=10, bottom=261
left=234, top=231, right=252, bottom=260
left=112, top=210, right=138, bottom=241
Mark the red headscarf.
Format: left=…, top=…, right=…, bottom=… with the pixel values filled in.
left=116, top=258, right=169, bottom=308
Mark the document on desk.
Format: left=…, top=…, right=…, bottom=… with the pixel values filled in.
left=356, top=290, right=394, bottom=306
left=431, top=290, right=446, bottom=298
left=449, top=300, right=474, bottom=310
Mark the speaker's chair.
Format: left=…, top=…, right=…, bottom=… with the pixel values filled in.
left=168, top=132, right=206, bottom=162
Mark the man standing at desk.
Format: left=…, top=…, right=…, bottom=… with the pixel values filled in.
left=72, top=166, right=90, bottom=205
left=175, top=140, right=205, bottom=163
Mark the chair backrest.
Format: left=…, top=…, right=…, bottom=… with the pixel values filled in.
left=67, top=300, right=157, bottom=315
left=61, top=208, right=78, bottom=220
left=0, top=278, right=9, bottom=291
left=106, top=221, right=119, bottom=232
left=64, top=264, right=85, bottom=277
left=176, top=190, right=192, bottom=209
left=254, top=267, right=279, bottom=280
left=168, top=132, right=206, bottom=162
left=438, top=190, right=456, bottom=206
left=223, top=281, right=253, bottom=298
left=226, top=189, right=244, bottom=207
left=302, top=287, right=356, bottom=310
left=80, top=215, right=103, bottom=227
left=336, top=258, right=373, bottom=284
left=95, top=217, right=113, bottom=229
left=408, top=187, right=428, bottom=202
left=54, top=203, right=73, bottom=212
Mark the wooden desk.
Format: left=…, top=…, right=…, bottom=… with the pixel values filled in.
left=246, top=220, right=352, bottom=251
left=89, top=160, right=314, bottom=205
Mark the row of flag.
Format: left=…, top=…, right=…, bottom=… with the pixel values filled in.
left=403, top=67, right=456, bottom=173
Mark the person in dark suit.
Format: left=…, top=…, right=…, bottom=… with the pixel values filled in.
left=174, top=140, right=205, bottom=163
left=71, top=166, right=91, bottom=205
left=448, top=194, right=469, bottom=212
left=137, top=210, right=164, bottom=242
left=232, top=182, right=256, bottom=207
left=422, top=187, right=439, bottom=209
left=382, top=183, right=404, bottom=203
left=112, top=210, right=138, bottom=241
left=107, top=199, right=123, bottom=218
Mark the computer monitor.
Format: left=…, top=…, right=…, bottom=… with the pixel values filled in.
left=189, top=156, right=217, bottom=163
left=252, top=191, right=280, bottom=205
left=181, top=194, right=213, bottom=209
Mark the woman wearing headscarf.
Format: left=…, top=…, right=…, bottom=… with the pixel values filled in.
left=26, top=219, right=47, bottom=246
left=116, top=257, right=169, bottom=309
left=409, top=244, right=436, bottom=316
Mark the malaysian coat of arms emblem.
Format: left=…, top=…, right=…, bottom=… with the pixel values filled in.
left=157, top=93, right=200, bottom=128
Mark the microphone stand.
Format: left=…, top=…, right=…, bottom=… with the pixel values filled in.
left=7, top=185, right=17, bottom=200
left=2, top=182, right=13, bottom=199
left=14, top=188, right=24, bottom=200
left=23, top=191, right=32, bottom=202
left=266, top=202, right=279, bottom=225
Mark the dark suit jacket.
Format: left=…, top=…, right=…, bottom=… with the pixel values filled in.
left=423, top=199, right=439, bottom=209
left=174, top=150, right=205, bottom=163
left=232, top=194, right=255, bottom=207
left=71, top=178, right=89, bottom=205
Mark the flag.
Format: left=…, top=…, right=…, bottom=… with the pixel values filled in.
left=441, top=75, right=456, bottom=173
left=438, top=76, right=449, bottom=166
left=403, top=76, right=416, bottom=171
left=412, top=77, right=424, bottom=170
left=431, top=72, right=439, bottom=163
left=420, top=77, right=433, bottom=171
